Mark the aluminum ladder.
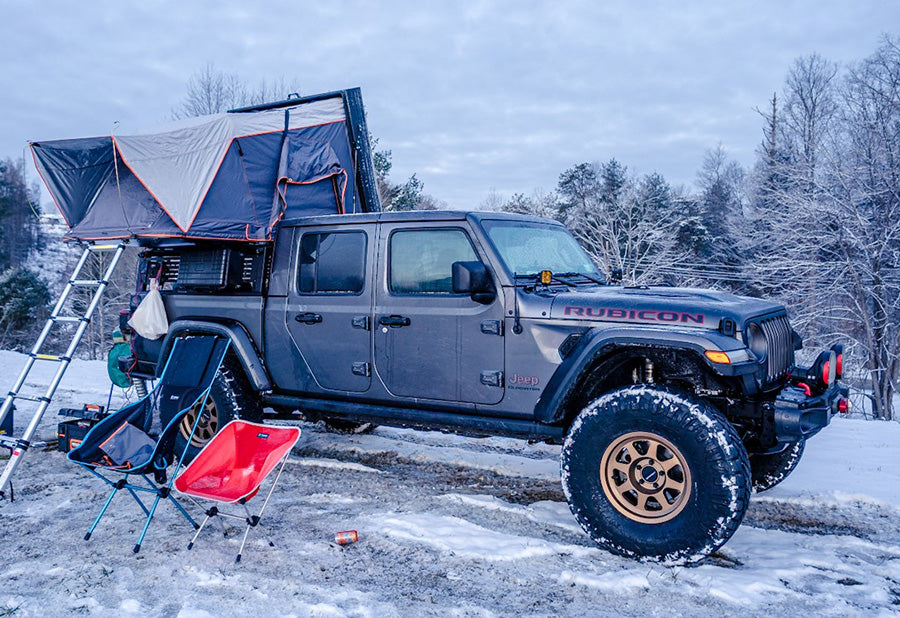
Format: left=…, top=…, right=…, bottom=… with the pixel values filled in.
left=0, top=240, right=129, bottom=498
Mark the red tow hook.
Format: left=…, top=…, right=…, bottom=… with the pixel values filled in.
left=837, top=397, right=851, bottom=414
left=796, top=382, right=812, bottom=397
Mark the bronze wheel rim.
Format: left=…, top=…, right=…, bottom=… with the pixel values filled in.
left=180, top=398, right=218, bottom=448
left=599, top=431, right=692, bottom=524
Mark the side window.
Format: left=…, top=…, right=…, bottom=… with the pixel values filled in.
left=298, top=231, right=366, bottom=294
left=390, top=229, right=477, bottom=294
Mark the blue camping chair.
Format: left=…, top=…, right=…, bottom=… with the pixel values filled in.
left=68, top=335, right=231, bottom=553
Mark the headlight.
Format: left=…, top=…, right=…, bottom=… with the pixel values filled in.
left=746, top=322, right=768, bottom=360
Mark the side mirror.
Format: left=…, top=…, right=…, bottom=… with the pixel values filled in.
left=452, top=261, right=495, bottom=304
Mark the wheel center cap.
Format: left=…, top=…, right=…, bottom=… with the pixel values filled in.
left=641, top=466, right=659, bottom=483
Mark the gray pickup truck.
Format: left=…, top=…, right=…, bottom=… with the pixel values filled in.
left=127, top=209, right=848, bottom=562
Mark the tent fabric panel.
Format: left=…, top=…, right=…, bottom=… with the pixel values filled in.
left=114, top=116, right=232, bottom=232
left=281, top=180, right=345, bottom=218
left=65, top=162, right=180, bottom=240
left=278, top=121, right=360, bottom=215
left=231, top=131, right=287, bottom=232
left=30, top=137, right=115, bottom=228
left=185, top=141, right=269, bottom=241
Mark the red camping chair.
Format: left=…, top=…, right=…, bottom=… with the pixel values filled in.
left=174, top=420, right=300, bottom=562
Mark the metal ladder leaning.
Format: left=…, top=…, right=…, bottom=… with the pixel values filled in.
left=0, top=240, right=129, bottom=498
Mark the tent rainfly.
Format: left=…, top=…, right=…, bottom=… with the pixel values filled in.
left=30, top=89, right=380, bottom=242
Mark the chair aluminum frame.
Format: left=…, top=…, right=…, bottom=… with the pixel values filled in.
left=70, top=337, right=231, bottom=553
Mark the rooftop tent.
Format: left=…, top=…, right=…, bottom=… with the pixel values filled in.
left=30, top=88, right=380, bottom=242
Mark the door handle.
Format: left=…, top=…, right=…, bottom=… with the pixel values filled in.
left=295, top=312, right=323, bottom=324
left=378, top=315, right=411, bottom=328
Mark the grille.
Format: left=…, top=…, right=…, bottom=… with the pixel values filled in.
left=757, top=314, right=794, bottom=382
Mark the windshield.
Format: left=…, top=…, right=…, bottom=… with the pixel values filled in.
left=482, top=220, right=599, bottom=277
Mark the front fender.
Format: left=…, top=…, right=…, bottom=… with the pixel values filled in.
left=533, top=325, right=755, bottom=424
left=158, top=320, right=272, bottom=391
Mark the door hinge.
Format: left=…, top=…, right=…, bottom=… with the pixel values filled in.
left=352, top=362, right=371, bottom=377
left=480, top=320, right=503, bottom=336
left=352, top=315, right=370, bottom=330
left=480, top=370, right=504, bottom=387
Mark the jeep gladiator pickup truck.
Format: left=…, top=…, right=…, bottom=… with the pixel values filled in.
left=127, top=209, right=848, bottom=562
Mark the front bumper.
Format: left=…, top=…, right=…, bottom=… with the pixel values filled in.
left=774, top=381, right=849, bottom=443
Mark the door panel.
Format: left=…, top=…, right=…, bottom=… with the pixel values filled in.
left=373, top=225, right=505, bottom=405
left=285, top=227, right=373, bottom=393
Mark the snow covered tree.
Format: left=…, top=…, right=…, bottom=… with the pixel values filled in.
left=567, top=160, right=690, bottom=284
left=500, top=190, right=560, bottom=219
left=0, top=158, right=42, bottom=270
left=172, top=63, right=302, bottom=118
left=747, top=38, right=900, bottom=419
left=0, top=267, right=50, bottom=350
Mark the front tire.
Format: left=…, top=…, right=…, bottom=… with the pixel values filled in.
left=561, top=386, right=751, bottom=563
left=750, top=440, right=805, bottom=493
left=175, top=359, right=263, bottom=462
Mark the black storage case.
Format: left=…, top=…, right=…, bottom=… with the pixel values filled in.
left=58, top=419, right=97, bottom=452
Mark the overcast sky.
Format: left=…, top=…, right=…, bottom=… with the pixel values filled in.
left=1, top=1, right=896, bottom=210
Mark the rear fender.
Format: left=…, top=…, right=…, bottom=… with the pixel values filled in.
left=534, top=326, right=755, bottom=424
left=159, top=320, right=271, bottom=392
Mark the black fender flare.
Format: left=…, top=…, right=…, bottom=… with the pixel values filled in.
left=157, top=320, right=272, bottom=392
left=533, top=326, right=756, bottom=424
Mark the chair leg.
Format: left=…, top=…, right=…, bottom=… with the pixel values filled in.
left=133, top=494, right=161, bottom=554
left=125, top=486, right=151, bottom=517
left=187, top=514, right=211, bottom=550
left=85, top=484, right=119, bottom=541
left=236, top=524, right=253, bottom=563
left=167, top=494, right=198, bottom=529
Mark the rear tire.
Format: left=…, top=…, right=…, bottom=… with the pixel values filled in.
left=174, top=358, right=263, bottom=463
left=750, top=440, right=805, bottom=493
left=561, top=386, right=751, bottom=563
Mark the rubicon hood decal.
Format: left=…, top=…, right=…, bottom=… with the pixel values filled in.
left=563, top=306, right=705, bottom=324
left=548, top=286, right=784, bottom=328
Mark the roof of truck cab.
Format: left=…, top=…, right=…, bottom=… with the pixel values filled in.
left=279, top=210, right=562, bottom=228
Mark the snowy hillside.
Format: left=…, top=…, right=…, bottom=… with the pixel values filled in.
left=1, top=351, right=899, bottom=616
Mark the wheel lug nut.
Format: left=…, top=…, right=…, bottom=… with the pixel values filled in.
left=636, top=465, right=643, bottom=470
left=638, top=479, right=645, bottom=484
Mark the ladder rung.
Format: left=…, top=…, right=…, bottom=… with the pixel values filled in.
left=88, top=243, right=123, bottom=251
left=51, top=315, right=88, bottom=323
left=70, top=279, right=106, bottom=286
left=31, top=353, right=70, bottom=363
left=0, top=436, right=28, bottom=450
left=7, top=393, right=49, bottom=404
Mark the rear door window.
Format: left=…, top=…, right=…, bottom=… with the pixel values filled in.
left=298, top=231, right=367, bottom=294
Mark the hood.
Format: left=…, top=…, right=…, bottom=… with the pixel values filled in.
left=547, top=285, right=784, bottom=330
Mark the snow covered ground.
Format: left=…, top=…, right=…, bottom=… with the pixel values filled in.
left=1, top=351, right=899, bottom=617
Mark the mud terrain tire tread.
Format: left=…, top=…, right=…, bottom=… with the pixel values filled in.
left=561, top=385, right=751, bottom=563
left=750, top=439, right=805, bottom=493
left=175, top=356, right=264, bottom=462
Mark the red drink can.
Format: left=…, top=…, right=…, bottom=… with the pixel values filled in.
left=335, top=530, right=358, bottom=545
